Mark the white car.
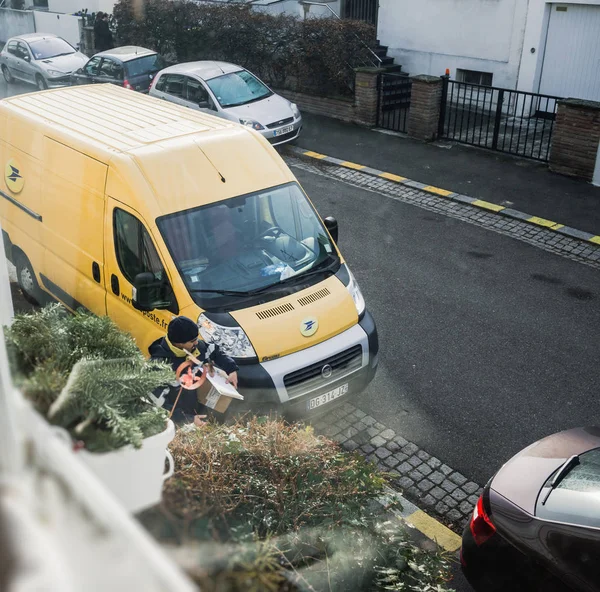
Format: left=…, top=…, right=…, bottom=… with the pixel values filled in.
left=149, top=61, right=302, bottom=146
left=0, top=33, right=88, bottom=90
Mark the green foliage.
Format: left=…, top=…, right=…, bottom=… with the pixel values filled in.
left=112, top=0, right=377, bottom=97
left=142, top=418, right=455, bottom=591
left=5, top=304, right=171, bottom=452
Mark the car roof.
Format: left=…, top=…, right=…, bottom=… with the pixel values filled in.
left=159, top=61, right=243, bottom=81
left=95, top=46, right=156, bottom=62
left=11, top=33, right=59, bottom=43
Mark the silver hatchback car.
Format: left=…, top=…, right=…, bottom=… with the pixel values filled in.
left=149, top=61, right=302, bottom=146
left=1, top=33, right=88, bottom=90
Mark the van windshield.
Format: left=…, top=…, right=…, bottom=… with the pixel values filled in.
left=157, top=183, right=338, bottom=310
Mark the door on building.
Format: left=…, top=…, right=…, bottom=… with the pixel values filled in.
left=538, top=3, right=600, bottom=101
left=342, top=0, right=379, bottom=26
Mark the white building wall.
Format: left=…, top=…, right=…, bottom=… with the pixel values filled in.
left=378, top=0, right=529, bottom=88
left=34, top=11, right=82, bottom=47
left=48, top=0, right=116, bottom=15
left=517, top=0, right=600, bottom=94
left=0, top=8, right=36, bottom=43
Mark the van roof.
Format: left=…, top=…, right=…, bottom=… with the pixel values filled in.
left=2, top=83, right=238, bottom=154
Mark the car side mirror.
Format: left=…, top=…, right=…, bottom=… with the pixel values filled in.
left=198, top=100, right=210, bottom=109
left=132, top=272, right=171, bottom=312
left=324, top=216, right=338, bottom=243
left=24, top=55, right=31, bottom=62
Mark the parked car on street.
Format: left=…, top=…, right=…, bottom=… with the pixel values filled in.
left=461, top=427, right=600, bottom=592
left=71, top=46, right=165, bottom=93
left=0, top=33, right=88, bottom=90
left=149, top=61, right=302, bottom=146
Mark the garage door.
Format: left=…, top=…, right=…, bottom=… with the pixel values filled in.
left=539, top=4, right=600, bottom=101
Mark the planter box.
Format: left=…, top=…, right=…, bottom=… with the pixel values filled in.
left=77, top=420, right=175, bottom=513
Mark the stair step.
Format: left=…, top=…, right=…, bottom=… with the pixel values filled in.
left=383, top=64, right=403, bottom=73
left=380, top=56, right=395, bottom=66
left=375, top=44, right=388, bottom=53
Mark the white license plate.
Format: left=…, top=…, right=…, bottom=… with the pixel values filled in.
left=307, top=383, right=349, bottom=411
left=274, top=125, right=294, bottom=136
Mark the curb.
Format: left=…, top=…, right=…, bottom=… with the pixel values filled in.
left=286, top=145, right=600, bottom=247
left=378, top=486, right=463, bottom=554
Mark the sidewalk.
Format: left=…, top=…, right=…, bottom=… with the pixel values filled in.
left=294, top=113, right=600, bottom=236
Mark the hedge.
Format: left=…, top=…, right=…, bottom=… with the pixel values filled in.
left=112, top=0, right=377, bottom=97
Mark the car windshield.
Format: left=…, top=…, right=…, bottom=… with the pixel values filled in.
left=125, top=54, right=165, bottom=77
left=157, top=183, right=337, bottom=310
left=536, top=448, right=600, bottom=527
left=205, top=70, right=273, bottom=108
left=29, top=38, right=75, bottom=60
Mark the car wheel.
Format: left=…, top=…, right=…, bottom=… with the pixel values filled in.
left=15, top=253, right=42, bottom=305
left=2, top=65, right=13, bottom=84
left=35, top=75, right=48, bottom=91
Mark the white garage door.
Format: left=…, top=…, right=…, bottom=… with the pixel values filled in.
left=539, top=3, right=600, bottom=101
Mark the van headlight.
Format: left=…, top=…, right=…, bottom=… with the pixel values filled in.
left=198, top=314, right=256, bottom=358
left=347, top=269, right=366, bottom=316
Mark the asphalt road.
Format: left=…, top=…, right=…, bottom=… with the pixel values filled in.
left=296, top=167, right=600, bottom=485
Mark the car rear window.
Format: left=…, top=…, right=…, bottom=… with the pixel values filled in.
left=125, top=54, right=165, bottom=78
left=536, top=448, right=600, bottom=527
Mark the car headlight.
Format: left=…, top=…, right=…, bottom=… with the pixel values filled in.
left=46, top=69, right=65, bottom=77
left=198, top=314, right=257, bottom=358
left=239, top=118, right=265, bottom=131
left=347, top=268, right=366, bottom=316
left=291, top=102, right=301, bottom=118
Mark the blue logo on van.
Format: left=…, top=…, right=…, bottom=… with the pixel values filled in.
left=300, top=317, right=319, bottom=337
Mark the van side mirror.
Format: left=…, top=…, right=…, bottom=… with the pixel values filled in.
left=324, top=216, right=338, bottom=243
left=132, top=272, right=171, bottom=312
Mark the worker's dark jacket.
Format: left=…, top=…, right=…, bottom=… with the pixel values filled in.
left=148, top=337, right=238, bottom=422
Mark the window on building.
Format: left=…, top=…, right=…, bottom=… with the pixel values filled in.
left=456, top=69, right=493, bottom=87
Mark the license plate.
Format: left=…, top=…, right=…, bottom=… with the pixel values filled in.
left=307, top=383, right=349, bottom=411
left=274, top=125, right=294, bottom=136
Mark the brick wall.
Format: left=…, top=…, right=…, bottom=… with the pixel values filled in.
left=276, top=89, right=355, bottom=124
left=407, top=75, right=442, bottom=141
left=549, top=99, right=600, bottom=182
left=275, top=67, right=383, bottom=128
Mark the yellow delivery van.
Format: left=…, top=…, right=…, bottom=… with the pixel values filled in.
left=0, top=84, right=378, bottom=417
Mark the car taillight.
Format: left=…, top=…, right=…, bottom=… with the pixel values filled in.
left=123, top=79, right=132, bottom=90
left=470, top=493, right=496, bottom=546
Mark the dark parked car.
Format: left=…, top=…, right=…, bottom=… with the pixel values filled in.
left=70, top=46, right=165, bottom=93
left=461, top=427, right=600, bottom=592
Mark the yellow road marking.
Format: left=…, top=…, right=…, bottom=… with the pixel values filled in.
left=423, top=185, right=453, bottom=197
left=303, top=151, right=327, bottom=159
left=589, top=236, right=600, bottom=245
left=406, top=510, right=462, bottom=553
left=340, top=161, right=366, bottom=170
left=527, top=216, right=558, bottom=228
left=379, top=172, right=408, bottom=182
left=551, top=224, right=564, bottom=231
left=472, top=199, right=505, bottom=213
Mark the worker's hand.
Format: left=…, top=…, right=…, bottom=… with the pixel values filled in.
left=226, top=371, right=238, bottom=389
left=194, top=414, right=208, bottom=428
left=203, top=362, right=215, bottom=377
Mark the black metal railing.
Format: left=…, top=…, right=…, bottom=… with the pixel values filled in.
left=343, top=0, right=379, bottom=26
left=439, top=78, right=561, bottom=162
left=378, top=72, right=412, bottom=133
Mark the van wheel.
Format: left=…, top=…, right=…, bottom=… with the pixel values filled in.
left=15, top=253, right=41, bottom=305
left=2, top=65, right=13, bottom=84
left=35, top=75, right=47, bottom=91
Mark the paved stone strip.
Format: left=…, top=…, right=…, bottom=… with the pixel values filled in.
left=289, top=146, right=600, bottom=249
left=310, top=401, right=482, bottom=531
left=284, top=153, right=600, bottom=270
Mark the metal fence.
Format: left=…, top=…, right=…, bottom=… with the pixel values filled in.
left=343, top=0, right=379, bottom=26
left=439, top=79, right=562, bottom=162
left=378, top=73, right=412, bottom=133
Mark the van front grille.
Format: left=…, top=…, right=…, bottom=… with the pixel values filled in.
left=283, top=345, right=362, bottom=398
